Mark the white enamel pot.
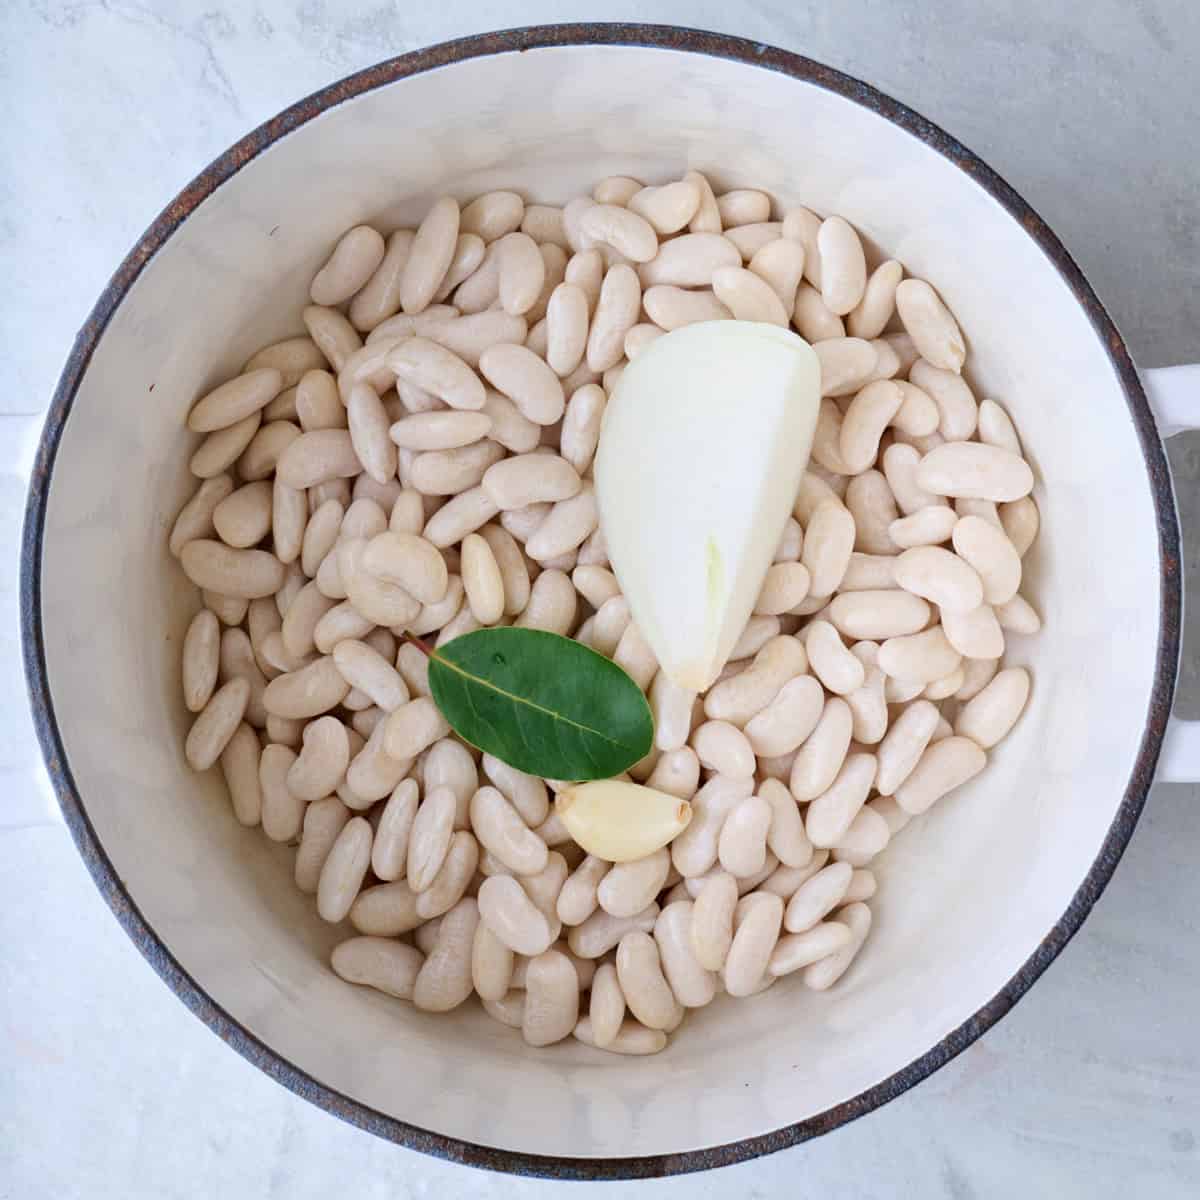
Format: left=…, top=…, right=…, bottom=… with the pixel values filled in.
left=16, top=24, right=1200, bottom=1180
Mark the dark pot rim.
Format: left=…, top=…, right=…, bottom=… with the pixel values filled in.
left=20, top=22, right=1180, bottom=1181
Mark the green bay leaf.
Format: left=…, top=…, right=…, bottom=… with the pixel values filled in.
left=424, top=627, right=654, bottom=781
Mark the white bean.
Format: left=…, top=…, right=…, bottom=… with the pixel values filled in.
left=332, top=937, right=422, bottom=999
left=789, top=697, right=853, bottom=802
left=803, top=902, right=872, bottom=990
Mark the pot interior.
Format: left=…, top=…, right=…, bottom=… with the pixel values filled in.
left=35, top=42, right=1164, bottom=1160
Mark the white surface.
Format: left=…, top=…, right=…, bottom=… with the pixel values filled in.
left=2, top=2, right=1199, bottom=1196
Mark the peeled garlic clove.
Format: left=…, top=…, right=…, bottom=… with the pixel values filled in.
left=556, top=780, right=692, bottom=862
left=594, top=321, right=820, bottom=691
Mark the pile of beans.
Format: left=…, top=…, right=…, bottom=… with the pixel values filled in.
left=173, top=172, right=1039, bottom=1055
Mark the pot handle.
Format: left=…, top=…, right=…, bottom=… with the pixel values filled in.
left=3, top=411, right=63, bottom=830
left=1143, top=364, right=1200, bottom=781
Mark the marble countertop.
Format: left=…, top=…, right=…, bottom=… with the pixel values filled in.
left=2, top=2, right=1198, bottom=1196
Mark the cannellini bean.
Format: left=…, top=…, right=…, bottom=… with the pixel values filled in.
left=521, top=203, right=568, bottom=247
left=638, top=232, right=741, bottom=288
left=559, top=385, right=606, bottom=478
left=287, top=715, right=349, bottom=801
left=882, top=442, right=942, bottom=515
left=805, top=753, right=876, bottom=847
left=909, top=360, right=978, bottom=441
left=828, top=590, right=931, bottom=640
left=471, top=786, right=548, bottom=876
left=889, top=505, right=958, bottom=549
left=316, top=816, right=372, bottom=923
left=568, top=902, right=659, bottom=959
left=182, top=609, right=220, bottom=713
left=845, top=469, right=899, bottom=555
left=759, top=851, right=830, bottom=899
left=244, top=337, right=328, bottom=388
left=725, top=222, right=782, bottom=260
left=204, top=589, right=249, bottom=627
left=545, top=283, right=589, bottom=377
left=184, top=678, right=250, bottom=770
left=916, top=442, right=1034, bottom=502
left=995, top=593, right=1042, bottom=634
left=754, top=562, right=812, bottom=615
left=387, top=338, right=485, bottom=412
left=642, top=285, right=732, bottom=331
left=612, top=621, right=658, bottom=689
left=748, top=238, right=806, bottom=311
left=893, top=547, right=984, bottom=613
left=383, top=697, right=450, bottom=761
left=495, top=232, right=545, bottom=316
left=332, top=937, right=422, bottom=999
left=784, top=861, right=853, bottom=932
left=472, top=921, right=515, bottom=1002
left=952, top=515, right=1022, bottom=605
left=180, top=540, right=285, bottom=600
left=892, top=381, right=941, bottom=437
left=716, top=189, right=771, bottom=225
left=459, top=191, right=523, bottom=243
left=705, top=634, right=808, bottom=723
left=683, top=170, right=721, bottom=233
left=792, top=282, right=843, bottom=342
left=847, top=259, right=903, bottom=340
left=481, top=754, right=549, bottom=828
left=276, top=429, right=362, bottom=490
left=692, top=720, right=756, bottom=777
left=730, top=615, right=782, bottom=660
left=388, top=411, right=491, bottom=452
left=405, top=784, right=458, bottom=893
left=789, top=697, right=854, bottom=801
left=218, top=628, right=267, bottom=727
left=878, top=625, right=963, bottom=685
left=806, top=620, right=866, bottom=695
left=188, top=369, right=282, bottom=434
left=711, top=265, right=788, bottom=326
left=370, top=780, right=418, bottom=880
left=459, top=531, right=504, bottom=623
left=219, top=723, right=261, bottom=826
left=345, top=718, right=412, bottom=806
left=815, top=338, right=878, bottom=398
left=803, top=901, right=871, bottom=990
left=833, top=803, right=891, bottom=865
left=689, top=870, right=738, bottom=972
left=557, top=854, right=609, bottom=927
left=579, top=204, right=658, bottom=262
left=332, top=639, right=408, bottom=712
left=840, top=381, right=902, bottom=473
left=1000, top=496, right=1040, bottom=557
left=295, top=370, right=344, bottom=432
left=302, top=306, right=362, bottom=373
left=955, top=667, right=1030, bottom=749
left=896, top=279, right=965, bottom=372
left=350, top=879, right=422, bottom=935
left=415, top=829, right=478, bottom=919
left=294, top=796, right=351, bottom=893
left=770, top=921, right=853, bottom=976
left=802, top=498, right=857, bottom=597
left=671, top=775, right=753, bottom=878
left=648, top=671, right=695, bottom=753
left=413, top=897, right=479, bottom=1012
left=423, top=487, right=499, bottom=548
left=654, top=901, right=717, bottom=1007
left=311, top=225, right=385, bottom=306
left=521, top=949, right=579, bottom=1047
left=895, top=736, right=987, bottom=815
left=624, top=181, right=702, bottom=236
left=598, top=849, right=670, bottom=919
left=616, top=931, right=682, bottom=1030
left=478, top=343, right=565, bottom=425
left=515, top=568, right=577, bottom=635
left=759, top=777, right=813, bottom=868
left=171, top=475, right=236, bottom=555
left=744, top=675, right=824, bottom=758
left=646, top=747, right=701, bottom=801
left=400, top=196, right=459, bottom=315
left=845, top=645, right=889, bottom=745
left=573, top=1016, right=666, bottom=1056
left=259, top=744, right=302, bottom=840
left=526, top=488, right=598, bottom=563
left=360, top=530, right=451, bottom=609
left=190, top=412, right=262, bottom=478
left=587, top=264, right=641, bottom=372
left=348, top=229, right=415, bottom=330
left=941, top=602, right=1006, bottom=659
left=724, top=892, right=784, bottom=997
left=839, top=553, right=896, bottom=592
left=717, top=794, right=772, bottom=876
left=817, top=217, right=867, bottom=315
left=584, top=963, right=626, bottom=1049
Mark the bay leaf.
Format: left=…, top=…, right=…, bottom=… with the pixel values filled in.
left=424, top=627, right=653, bottom=780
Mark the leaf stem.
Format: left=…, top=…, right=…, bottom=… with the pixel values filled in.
left=401, top=632, right=437, bottom=660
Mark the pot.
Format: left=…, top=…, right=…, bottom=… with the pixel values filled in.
left=17, top=23, right=1200, bottom=1180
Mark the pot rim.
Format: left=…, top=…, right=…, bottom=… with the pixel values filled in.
left=19, top=21, right=1181, bottom=1181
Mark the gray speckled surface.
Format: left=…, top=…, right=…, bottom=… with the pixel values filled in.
left=2, top=2, right=1198, bottom=1196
